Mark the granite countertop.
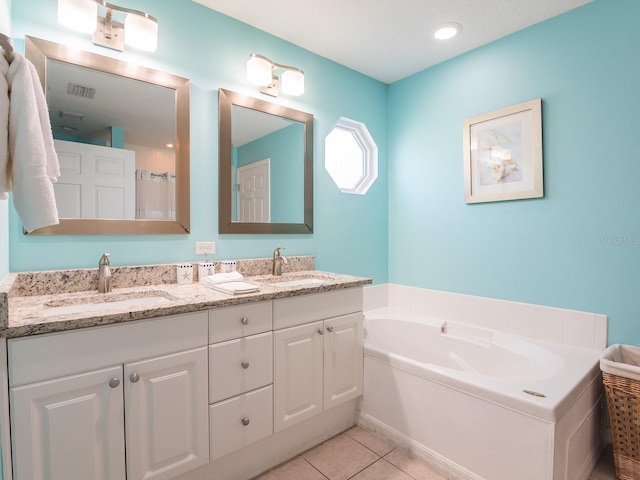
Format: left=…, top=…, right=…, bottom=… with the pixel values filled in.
left=0, top=257, right=371, bottom=338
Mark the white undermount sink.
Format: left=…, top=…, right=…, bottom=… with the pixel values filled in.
left=43, top=291, right=175, bottom=317
left=254, top=272, right=336, bottom=288
left=267, top=278, right=329, bottom=288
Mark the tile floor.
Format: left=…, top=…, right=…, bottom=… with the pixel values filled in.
left=588, top=444, right=616, bottom=480
left=254, top=426, right=617, bottom=480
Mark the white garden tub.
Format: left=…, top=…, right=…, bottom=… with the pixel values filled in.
left=358, top=308, right=604, bottom=480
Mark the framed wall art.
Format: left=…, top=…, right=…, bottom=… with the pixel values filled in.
left=463, top=98, right=543, bottom=203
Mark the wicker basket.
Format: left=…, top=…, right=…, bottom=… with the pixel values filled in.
left=601, top=344, right=640, bottom=480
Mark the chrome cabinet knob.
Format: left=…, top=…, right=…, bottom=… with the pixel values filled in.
left=326, top=326, right=334, bottom=333
left=241, top=361, right=250, bottom=369
left=241, top=417, right=250, bottom=426
left=130, top=372, right=140, bottom=383
left=240, top=317, right=249, bottom=326
left=109, top=378, right=120, bottom=388
left=317, top=328, right=324, bottom=335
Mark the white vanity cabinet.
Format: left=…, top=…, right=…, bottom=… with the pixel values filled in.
left=273, top=289, right=364, bottom=433
left=7, top=311, right=209, bottom=480
left=2, top=283, right=368, bottom=480
left=208, top=301, right=274, bottom=460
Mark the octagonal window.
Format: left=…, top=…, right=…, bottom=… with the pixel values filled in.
left=325, top=117, right=378, bottom=194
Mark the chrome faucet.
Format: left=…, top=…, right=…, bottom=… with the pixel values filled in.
left=98, top=253, right=112, bottom=293
left=272, top=247, right=288, bottom=276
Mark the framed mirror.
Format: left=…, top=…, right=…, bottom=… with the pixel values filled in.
left=25, top=36, right=190, bottom=235
left=219, top=89, right=313, bottom=234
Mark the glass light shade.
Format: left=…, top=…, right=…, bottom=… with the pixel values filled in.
left=281, top=69, right=304, bottom=96
left=124, top=13, right=158, bottom=52
left=57, top=0, right=97, bottom=34
left=247, top=55, right=273, bottom=86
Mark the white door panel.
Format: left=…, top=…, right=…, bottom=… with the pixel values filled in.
left=53, top=139, right=135, bottom=219
left=237, top=158, right=270, bottom=222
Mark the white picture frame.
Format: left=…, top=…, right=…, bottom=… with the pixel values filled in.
left=463, top=98, right=543, bottom=203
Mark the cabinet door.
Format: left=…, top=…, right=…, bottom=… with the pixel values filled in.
left=125, top=347, right=209, bottom=480
left=324, top=313, right=364, bottom=410
left=10, top=365, right=125, bottom=480
left=273, top=321, right=324, bottom=432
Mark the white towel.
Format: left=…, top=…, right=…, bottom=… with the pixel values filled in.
left=208, top=281, right=259, bottom=295
left=6, top=51, right=60, bottom=232
left=203, top=271, right=244, bottom=286
left=0, top=53, right=9, bottom=199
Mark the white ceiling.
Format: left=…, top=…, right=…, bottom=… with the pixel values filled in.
left=194, top=0, right=592, bottom=84
left=46, top=59, right=175, bottom=149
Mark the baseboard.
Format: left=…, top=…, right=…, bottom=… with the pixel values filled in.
left=356, top=411, right=482, bottom=480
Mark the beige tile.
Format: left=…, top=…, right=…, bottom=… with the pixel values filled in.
left=384, top=449, right=447, bottom=480
left=345, top=426, right=394, bottom=456
left=350, top=459, right=414, bottom=480
left=255, top=456, right=327, bottom=480
left=303, top=433, right=379, bottom=480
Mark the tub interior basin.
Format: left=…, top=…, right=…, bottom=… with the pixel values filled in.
left=254, top=272, right=337, bottom=288
left=43, top=290, right=176, bottom=317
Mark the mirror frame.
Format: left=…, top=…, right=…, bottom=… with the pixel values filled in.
left=218, top=89, right=313, bottom=234
left=25, top=36, right=190, bottom=235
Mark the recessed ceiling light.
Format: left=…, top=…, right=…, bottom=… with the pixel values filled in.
left=165, top=143, right=174, bottom=148
left=433, top=22, right=462, bottom=40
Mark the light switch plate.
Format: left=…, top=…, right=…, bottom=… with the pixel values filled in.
left=195, top=242, right=216, bottom=255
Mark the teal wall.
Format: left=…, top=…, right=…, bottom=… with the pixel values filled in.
left=9, top=0, right=639, bottom=346
left=388, top=0, right=640, bottom=346
left=8, top=0, right=389, bottom=283
left=237, top=123, right=304, bottom=223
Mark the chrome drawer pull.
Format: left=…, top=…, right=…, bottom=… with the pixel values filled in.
left=109, top=378, right=120, bottom=388
left=241, top=417, right=250, bottom=426
left=240, top=317, right=249, bottom=326
left=130, top=372, right=140, bottom=383
left=241, top=361, right=250, bottom=369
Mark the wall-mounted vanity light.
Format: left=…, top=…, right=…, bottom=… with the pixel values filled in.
left=246, top=53, right=304, bottom=97
left=58, top=0, right=158, bottom=52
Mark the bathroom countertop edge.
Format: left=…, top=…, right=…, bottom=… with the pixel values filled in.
left=1, top=271, right=372, bottom=338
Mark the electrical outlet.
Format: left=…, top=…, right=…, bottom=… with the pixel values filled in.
left=195, top=242, right=216, bottom=255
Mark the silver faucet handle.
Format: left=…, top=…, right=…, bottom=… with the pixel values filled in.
left=98, top=253, right=113, bottom=293
left=274, top=247, right=285, bottom=256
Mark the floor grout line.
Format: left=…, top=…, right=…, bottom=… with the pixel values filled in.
left=301, top=457, right=330, bottom=479
left=344, top=456, right=383, bottom=480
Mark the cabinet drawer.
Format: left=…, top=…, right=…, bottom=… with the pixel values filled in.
left=209, top=332, right=273, bottom=403
left=209, top=385, right=273, bottom=460
left=273, top=287, right=363, bottom=330
left=8, top=311, right=208, bottom=387
left=209, top=301, right=272, bottom=343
